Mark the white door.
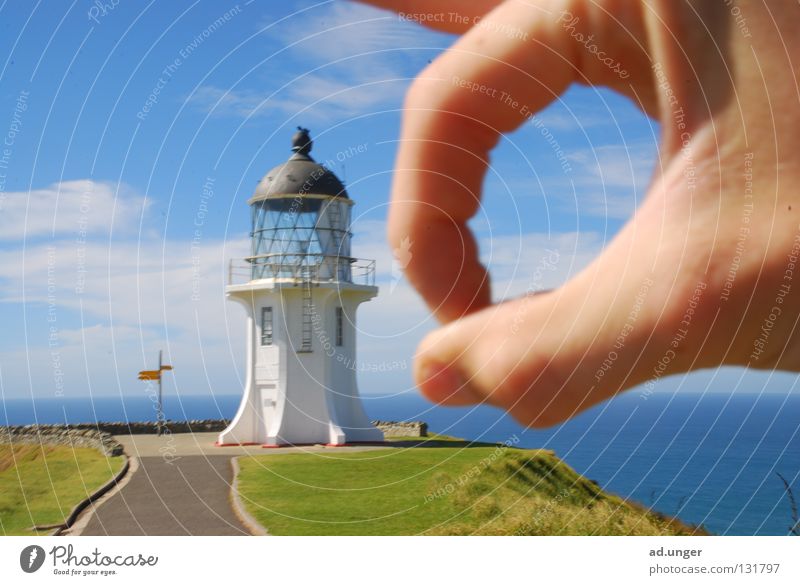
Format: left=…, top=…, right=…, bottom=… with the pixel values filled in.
left=259, top=383, right=278, bottom=434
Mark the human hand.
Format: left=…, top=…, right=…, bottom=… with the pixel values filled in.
left=356, top=0, right=800, bottom=426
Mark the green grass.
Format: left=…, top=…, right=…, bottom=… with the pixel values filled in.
left=237, top=442, right=704, bottom=536
left=0, top=444, right=125, bottom=535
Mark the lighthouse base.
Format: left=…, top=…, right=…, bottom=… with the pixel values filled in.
left=217, top=410, right=384, bottom=448
left=217, top=364, right=385, bottom=447
left=218, top=279, right=381, bottom=448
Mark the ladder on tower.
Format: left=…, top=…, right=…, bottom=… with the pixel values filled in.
left=299, top=263, right=314, bottom=353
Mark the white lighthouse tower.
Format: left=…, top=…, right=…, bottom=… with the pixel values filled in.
left=218, top=128, right=384, bottom=447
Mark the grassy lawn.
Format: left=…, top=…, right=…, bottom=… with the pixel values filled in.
left=237, top=442, right=702, bottom=536
left=0, top=444, right=125, bottom=535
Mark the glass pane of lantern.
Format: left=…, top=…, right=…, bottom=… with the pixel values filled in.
left=250, top=196, right=355, bottom=281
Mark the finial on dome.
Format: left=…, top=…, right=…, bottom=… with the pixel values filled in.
left=291, top=127, right=313, bottom=156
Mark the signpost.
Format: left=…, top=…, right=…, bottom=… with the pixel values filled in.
left=138, top=350, right=173, bottom=436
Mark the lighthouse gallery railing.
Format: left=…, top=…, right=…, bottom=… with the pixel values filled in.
left=228, top=254, right=376, bottom=287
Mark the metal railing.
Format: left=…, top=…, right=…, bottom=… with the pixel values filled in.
left=228, top=254, right=376, bottom=287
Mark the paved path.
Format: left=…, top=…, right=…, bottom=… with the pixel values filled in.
left=77, top=433, right=388, bottom=536
left=81, top=455, right=248, bottom=535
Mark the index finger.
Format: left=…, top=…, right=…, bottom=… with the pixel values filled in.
left=355, top=0, right=503, bottom=33
left=381, top=0, right=578, bottom=322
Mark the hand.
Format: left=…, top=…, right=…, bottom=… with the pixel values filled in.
left=356, top=0, right=800, bottom=426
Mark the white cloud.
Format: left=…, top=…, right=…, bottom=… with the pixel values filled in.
left=546, top=142, right=657, bottom=220
left=533, top=109, right=613, bottom=132
left=190, top=75, right=408, bottom=121
left=190, top=2, right=445, bottom=121
left=577, top=192, right=640, bottom=220
left=481, top=231, right=605, bottom=300
left=568, top=143, right=656, bottom=190
left=265, top=2, right=438, bottom=64
left=188, top=85, right=266, bottom=118
left=0, top=180, right=148, bottom=241
left=0, top=233, right=249, bottom=332
left=0, top=179, right=250, bottom=398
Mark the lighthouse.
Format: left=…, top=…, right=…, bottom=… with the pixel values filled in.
left=218, top=128, right=384, bottom=447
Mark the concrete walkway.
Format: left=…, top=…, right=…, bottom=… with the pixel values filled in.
left=81, top=455, right=248, bottom=535
left=76, top=432, right=387, bottom=536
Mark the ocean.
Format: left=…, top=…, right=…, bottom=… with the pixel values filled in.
left=2, top=391, right=798, bottom=536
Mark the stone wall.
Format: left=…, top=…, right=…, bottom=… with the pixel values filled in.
left=373, top=420, right=428, bottom=438
left=0, top=419, right=427, bottom=448
left=79, top=420, right=230, bottom=435
left=0, top=425, right=124, bottom=457
left=94, top=419, right=429, bottom=438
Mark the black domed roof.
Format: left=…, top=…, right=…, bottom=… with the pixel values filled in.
left=250, top=128, right=348, bottom=203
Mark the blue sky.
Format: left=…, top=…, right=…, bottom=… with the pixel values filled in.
left=0, top=0, right=797, bottom=402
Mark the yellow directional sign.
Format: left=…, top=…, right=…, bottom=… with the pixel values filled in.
left=138, top=350, right=173, bottom=436
left=137, top=365, right=172, bottom=380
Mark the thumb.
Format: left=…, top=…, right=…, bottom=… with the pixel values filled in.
left=414, top=287, right=584, bottom=428
left=413, top=227, right=692, bottom=428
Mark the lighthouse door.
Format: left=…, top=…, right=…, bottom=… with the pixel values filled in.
left=256, top=346, right=280, bottom=434
left=259, top=383, right=278, bottom=433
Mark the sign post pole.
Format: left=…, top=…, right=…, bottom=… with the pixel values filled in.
left=137, top=352, right=172, bottom=437
left=157, top=350, right=163, bottom=436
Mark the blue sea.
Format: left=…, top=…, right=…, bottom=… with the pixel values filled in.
left=2, top=391, right=798, bottom=536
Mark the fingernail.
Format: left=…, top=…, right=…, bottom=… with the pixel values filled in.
left=417, top=361, right=479, bottom=405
